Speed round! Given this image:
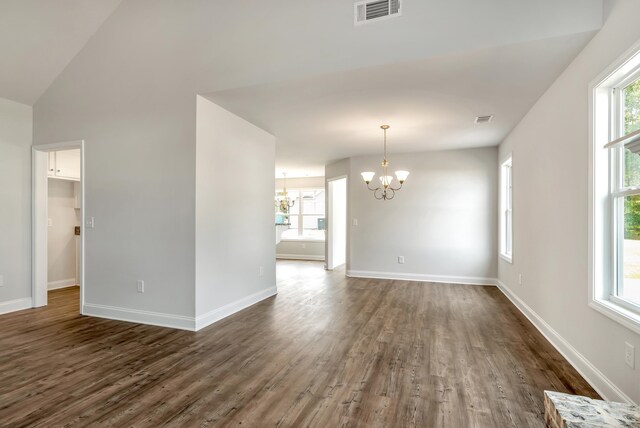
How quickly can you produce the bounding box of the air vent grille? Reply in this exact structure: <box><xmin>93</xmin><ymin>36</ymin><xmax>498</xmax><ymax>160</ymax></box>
<box><xmin>475</xmin><ymin>115</ymin><xmax>494</xmax><ymax>124</ymax></box>
<box><xmin>355</xmin><ymin>0</ymin><xmax>401</xmax><ymax>25</ymax></box>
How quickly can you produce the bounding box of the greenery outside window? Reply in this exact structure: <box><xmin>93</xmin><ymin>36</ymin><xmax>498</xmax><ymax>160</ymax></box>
<box><xmin>591</xmin><ymin>44</ymin><xmax>640</xmax><ymax>335</ymax></box>
<box><xmin>611</xmin><ymin>75</ymin><xmax>640</xmax><ymax>310</ymax></box>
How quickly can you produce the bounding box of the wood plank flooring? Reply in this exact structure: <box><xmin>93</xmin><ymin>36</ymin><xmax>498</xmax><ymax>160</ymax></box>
<box><xmin>0</xmin><ymin>261</ymin><xmax>597</xmax><ymax>427</ymax></box>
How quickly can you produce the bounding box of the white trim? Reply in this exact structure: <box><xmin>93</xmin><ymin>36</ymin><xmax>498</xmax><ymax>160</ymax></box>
<box><xmin>0</xmin><ymin>298</ymin><xmax>33</xmax><ymax>315</ymax></box>
<box><xmin>83</xmin><ymin>286</ymin><xmax>278</xmax><ymax>332</ymax></box>
<box><xmin>32</xmin><ymin>140</ymin><xmax>85</xmax><ymax>314</ymax></box>
<box><xmin>589</xmin><ymin>39</ymin><xmax>640</xmax><ymax>331</ymax></box>
<box><xmin>195</xmin><ymin>286</ymin><xmax>277</xmax><ymax>331</ymax></box>
<box><xmin>347</xmin><ymin>270</ymin><xmax>497</xmax><ymax>286</ymax></box>
<box><xmin>496</xmin><ymin>280</ymin><xmax>635</xmax><ymax>405</ymax></box>
<box><xmin>499</xmin><ymin>254</ymin><xmax>513</xmax><ymax>264</ymax></box>
<box><xmin>589</xmin><ymin>299</ymin><xmax>640</xmax><ymax>336</ymax></box>
<box><xmin>47</xmin><ymin>278</ymin><xmax>78</xmax><ymax>290</ymax></box>
<box><xmin>277</xmin><ymin>254</ymin><xmax>325</xmax><ymax>261</ymax></box>
<box><xmin>83</xmin><ymin>303</ymin><xmax>196</xmax><ymax>331</ymax></box>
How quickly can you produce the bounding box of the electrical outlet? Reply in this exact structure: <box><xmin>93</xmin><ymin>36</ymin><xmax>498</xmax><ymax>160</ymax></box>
<box><xmin>352</xmin><ymin>218</ymin><xmax>358</xmax><ymax>226</ymax></box>
<box><xmin>625</xmin><ymin>342</ymin><xmax>635</xmax><ymax>369</ymax></box>
<box><xmin>518</xmin><ymin>274</ymin><xmax>523</xmax><ymax>286</ymax></box>
<box><xmin>259</xmin><ymin>266</ymin><xmax>264</xmax><ymax>276</ymax></box>
<box><xmin>137</xmin><ymin>280</ymin><xmax>144</xmax><ymax>293</ymax></box>
<box><xmin>0</xmin><ymin>275</ymin><xmax>4</xmax><ymax>287</ymax></box>
<box><xmin>48</xmin><ymin>218</ymin><xmax>53</xmax><ymax>227</ymax></box>
<box><xmin>398</xmin><ymin>256</ymin><xmax>405</xmax><ymax>264</ymax></box>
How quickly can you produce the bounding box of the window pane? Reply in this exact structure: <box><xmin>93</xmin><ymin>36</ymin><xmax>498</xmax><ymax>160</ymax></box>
<box><xmin>289</xmin><ymin>215</ymin><xmax>299</xmax><ymax>231</ymax></box>
<box><xmin>622</xmin><ymin>195</ymin><xmax>640</xmax><ymax>306</ymax></box>
<box><xmin>624</xmin><ymin>78</ymin><xmax>640</xmax><ymax>135</ymax></box>
<box><xmin>302</xmin><ymin>215</ymin><xmax>324</xmax><ymax>231</ymax></box>
<box><xmin>301</xmin><ymin>190</ymin><xmax>325</xmax><ymax>215</ymax></box>
<box><xmin>624</xmin><ymin>148</ymin><xmax>640</xmax><ymax>187</ymax></box>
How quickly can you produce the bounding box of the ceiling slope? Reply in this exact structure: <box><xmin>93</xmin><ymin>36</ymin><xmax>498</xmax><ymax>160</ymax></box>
<box><xmin>0</xmin><ymin>0</ymin><xmax>122</xmax><ymax>105</ymax></box>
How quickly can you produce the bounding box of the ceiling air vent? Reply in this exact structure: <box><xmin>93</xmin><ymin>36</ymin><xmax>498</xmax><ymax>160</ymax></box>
<box><xmin>355</xmin><ymin>0</ymin><xmax>401</xmax><ymax>25</ymax></box>
<box><xmin>475</xmin><ymin>115</ymin><xmax>494</xmax><ymax>124</ymax></box>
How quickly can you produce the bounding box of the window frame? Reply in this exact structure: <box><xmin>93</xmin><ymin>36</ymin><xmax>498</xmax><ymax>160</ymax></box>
<box><xmin>276</xmin><ymin>187</ymin><xmax>326</xmax><ymax>241</ymax></box>
<box><xmin>499</xmin><ymin>155</ymin><xmax>513</xmax><ymax>263</ymax></box>
<box><xmin>589</xmin><ymin>40</ymin><xmax>640</xmax><ymax>335</ymax></box>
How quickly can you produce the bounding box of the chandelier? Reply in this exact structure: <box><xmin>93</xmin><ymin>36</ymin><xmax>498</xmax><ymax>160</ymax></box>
<box><xmin>275</xmin><ymin>172</ymin><xmax>295</xmax><ymax>213</ymax></box>
<box><xmin>360</xmin><ymin>125</ymin><xmax>409</xmax><ymax>200</ymax></box>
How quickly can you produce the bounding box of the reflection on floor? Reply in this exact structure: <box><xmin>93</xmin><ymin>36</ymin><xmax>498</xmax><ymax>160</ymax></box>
<box><xmin>0</xmin><ymin>260</ymin><xmax>596</xmax><ymax>427</ymax></box>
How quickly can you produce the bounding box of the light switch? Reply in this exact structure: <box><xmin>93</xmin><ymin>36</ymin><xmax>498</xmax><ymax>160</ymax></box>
<box><xmin>48</xmin><ymin>218</ymin><xmax>53</xmax><ymax>227</ymax></box>
<box><xmin>86</xmin><ymin>217</ymin><xmax>95</xmax><ymax>229</ymax></box>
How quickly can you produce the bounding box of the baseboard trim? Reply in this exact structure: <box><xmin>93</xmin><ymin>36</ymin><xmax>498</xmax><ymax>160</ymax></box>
<box><xmin>277</xmin><ymin>254</ymin><xmax>325</xmax><ymax>261</ymax></box>
<box><xmin>347</xmin><ymin>270</ymin><xmax>498</xmax><ymax>286</ymax></box>
<box><xmin>48</xmin><ymin>278</ymin><xmax>78</xmax><ymax>290</ymax></box>
<box><xmin>82</xmin><ymin>303</ymin><xmax>195</xmax><ymax>331</ymax></box>
<box><xmin>0</xmin><ymin>297</ymin><xmax>33</xmax><ymax>315</ymax></box>
<box><xmin>195</xmin><ymin>286</ymin><xmax>277</xmax><ymax>331</ymax></box>
<box><xmin>496</xmin><ymin>280</ymin><xmax>635</xmax><ymax>405</ymax></box>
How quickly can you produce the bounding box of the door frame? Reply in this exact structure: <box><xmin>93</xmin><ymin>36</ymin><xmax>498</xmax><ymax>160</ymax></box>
<box><xmin>32</xmin><ymin>140</ymin><xmax>85</xmax><ymax>312</ymax></box>
<box><xmin>326</xmin><ymin>175</ymin><xmax>348</xmax><ymax>271</ymax></box>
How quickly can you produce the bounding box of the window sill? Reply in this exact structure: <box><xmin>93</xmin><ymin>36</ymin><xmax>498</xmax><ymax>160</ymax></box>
<box><xmin>589</xmin><ymin>297</ymin><xmax>640</xmax><ymax>335</ymax></box>
<box><xmin>279</xmin><ymin>238</ymin><xmax>325</xmax><ymax>243</ymax></box>
<box><xmin>499</xmin><ymin>253</ymin><xmax>513</xmax><ymax>264</ymax></box>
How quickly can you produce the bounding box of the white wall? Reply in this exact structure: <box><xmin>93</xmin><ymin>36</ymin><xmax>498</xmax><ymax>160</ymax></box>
<box><xmin>328</xmin><ymin>177</ymin><xmax>347</xmax><ymax>269</ymax></box>
<box><xmin>195</xmin><ymin>97</ymin><xmax>276</xmax><ymax>327</ymax></box>
<box><xmin>276</xmin><ymin>241</ymin><xmax>325</xmax><ymax>261</ymax></box>
<box><xmin>33</xmin><ymin>2</ymin><xmax>198</xmax><ymax>321</ymax></box>
<box><xmin>0</xmin><ymin>97</ymin><xmax>32</xmax><ymax>314</ymax></box>
<box><xmin>348</xmin><ymin>147</ymin><xmax>498</xmax><ymax>283</ymax></box>
<box><xmin>325</xmin><ymin>159</ymin><xmax>351</xmax><ymax>270</ymax></box>
<box><xmin>498</xmin><ymin>0</ymin><xmax>640</xmax><ymax>403</ymax></box>
<box><xmin>47</xmin><ymin>179</ymin><xmax>79</xmax><ymax>287</ymax></box>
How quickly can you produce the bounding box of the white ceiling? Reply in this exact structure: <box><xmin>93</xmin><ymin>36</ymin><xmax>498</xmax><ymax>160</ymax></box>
<box><xmin>0</xmin><ymin>0</ymin><xmax>122</xmax><ymax>105</ymax></box>
<box><xmin>205</xmin><ymin>31</ymin><xmax>596</xmax><ymax>177</ymax></box>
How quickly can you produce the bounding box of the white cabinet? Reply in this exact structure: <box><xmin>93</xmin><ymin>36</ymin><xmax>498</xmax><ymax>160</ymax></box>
<box><xmin>48</xmin><ymin>149</ymin><xmax>80</xmax><ymax>181</ymax></box>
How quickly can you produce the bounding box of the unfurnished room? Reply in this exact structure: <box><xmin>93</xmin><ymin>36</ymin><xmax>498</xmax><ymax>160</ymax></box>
<box><xmin>1</xmin><ymin>1</ymin><xmax>639</xmax><ymax>427</ymax></box>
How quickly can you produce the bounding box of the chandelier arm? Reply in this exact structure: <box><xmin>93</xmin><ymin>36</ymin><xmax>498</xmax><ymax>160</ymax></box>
<box><xmin>389</xmin><ymin>182</ymin><xmax>403</xmax><ymax>191</ymax></box>
<box><xmin>373</xmin><ymin>187</ymin><xmax>384</xmax><ymax>200</ymax></box>
<box><xmin>366</xmin><ymin>182</ymin><xmax>381</xmax><ymax>192</ymax></box>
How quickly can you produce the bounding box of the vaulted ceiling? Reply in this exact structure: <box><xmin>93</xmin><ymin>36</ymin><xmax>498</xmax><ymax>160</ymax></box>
<box><xmin>0</xmin><ymin>0</ymin><xmax>608</xmax><ymax>176</ymax></box>
<box><xmin>0</xmin><ymin>0</ymin><xmax>122</xmax><ymax>105</ymax></box>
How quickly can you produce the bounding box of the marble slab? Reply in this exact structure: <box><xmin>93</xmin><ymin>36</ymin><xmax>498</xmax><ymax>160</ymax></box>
<box><xmin>544</xmin><ymin>391</ymin><xmax>640</xmax><ymax>428</ymax></box>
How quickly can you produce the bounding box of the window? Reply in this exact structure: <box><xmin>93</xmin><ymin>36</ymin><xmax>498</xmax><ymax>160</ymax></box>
<box><xmin>500</xmin><ymin>156</ymin><xmax>513</xmax><ymax>262</ymax></box>
<box><xmin>610</xmin><ymin>74</ymin><xmax>640</xmax><ymax>310</ymax></box>
<box><xmin>591</xmin><ymin>42</ymin><xmax>640</xmax><ymax>333</ymax></box>
<box><xmin>275</xmin><ymin>188</ymin><xmax>325</xmax><ymax>240</ymax></box>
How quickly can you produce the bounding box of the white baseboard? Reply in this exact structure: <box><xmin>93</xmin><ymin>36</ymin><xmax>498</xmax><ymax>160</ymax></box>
<box><xmin>347</xmin><ymin>270</ymin><xmax>497</xmax><ymax>286</ymax></box>
<box><xmin>83</xmin><ymin>286</ymin><xmax>278</xmax><ymax>332</ymax></box>
<box><xmin>0</xmin><ymin>297</ymin><xmax>33</xmax><ymax>315</ymax></box>
<box><xmin>48</xmin><ymin>278</ymin><xmax>78</xmax><ymax>290</ymax></box>
<box><xmin>195</xmin><ymin>286</ymin><xmax>277</xmax><ymax>331</ymax></box>
<box><xmin>277</xmin><ymin>254</ymin><xmax>325</xmax><ymax>261</ymax></box>
<box><xmin>82</xmin><ymin>303</ymin><xmax>195</xmax><ymax>331</ymax></box>
<box><xmin>496</xmin><ymin>280</ymin><xmax>635</xmax><ymax>405</ymax></box>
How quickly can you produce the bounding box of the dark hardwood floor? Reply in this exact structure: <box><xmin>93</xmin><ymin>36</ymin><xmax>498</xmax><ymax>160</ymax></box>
<box><xmin>0</xmin><ymin>261</ymin><xmax>597</xmax><ymax>427</ymax></box>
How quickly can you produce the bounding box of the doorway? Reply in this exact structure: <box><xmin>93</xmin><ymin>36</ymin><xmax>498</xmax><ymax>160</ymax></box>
<box><xmin>32</xmin><ymin>141</ymin><xmax>84</xmax><ymax>312</ymax></box>
<box><xmin>326</xmin><ymin>177</ymin><xmax>347</xmax><ymax>270</ymax></box>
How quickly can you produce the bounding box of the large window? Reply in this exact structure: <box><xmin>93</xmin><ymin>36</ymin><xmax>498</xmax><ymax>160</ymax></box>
<box><xmin>591</xmin><ymin>44</ymin><xmax>640</xmax><ymax>332</ymax></box>
<box><xmin>500</xmin><ymin>156</ymin><xmax>513</xmax><ymax>262</ymax></box>
<box><xmin>276</xmin><ymin>188</ymin><xmax>326</xmax><ymax>240</ymax></box>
